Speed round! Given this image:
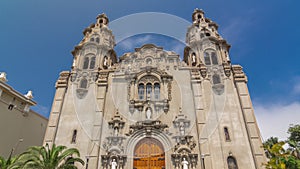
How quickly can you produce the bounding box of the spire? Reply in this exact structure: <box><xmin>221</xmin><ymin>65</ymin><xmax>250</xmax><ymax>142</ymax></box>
<box><xmin>184</xmin><ymin>9</ymin><xmax>231</xmax><ymax>68</ymax></box>
<box><xmin>70</xmin><ymin>13</ymin><xmax>117</xmax><ymax>72</ymax></box>
<box><xmin>96</xmin><ymin>13</ymin><xmax>109</xmax><ymax>28</ymax></box>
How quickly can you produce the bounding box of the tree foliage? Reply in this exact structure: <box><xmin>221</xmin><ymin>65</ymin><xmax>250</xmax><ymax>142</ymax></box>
<box><xmin>264</xmin><ymin>124</ymin><xmax>300</xmax><ymax>169</ymax></box>
<box><xmin>288</xmin><ymin>124</ymin><xmax>300</xmax><ymax>143</ymax></box>
<box><xmin>0</xmin><ymin>144</ymin><xmax>84</xmax><ymax>169</ymax></box>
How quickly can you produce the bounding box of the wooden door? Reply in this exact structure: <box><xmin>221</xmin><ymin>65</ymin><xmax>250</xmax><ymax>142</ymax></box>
<box><xmin>133</xmin><ymin>138</ymin><xmax>165</xmax><ymax>169</ymax></box>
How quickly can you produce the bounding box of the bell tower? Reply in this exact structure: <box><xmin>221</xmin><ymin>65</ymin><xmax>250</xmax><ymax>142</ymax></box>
<box><xmin>184</xmin><ymin>9</ymin><xmax>231</xmax><ymax>77</ymax></box>
<box><xmin>71</xmin><ymin>13</ymin><xmax>117</xmax><ymax>72</ymax></box>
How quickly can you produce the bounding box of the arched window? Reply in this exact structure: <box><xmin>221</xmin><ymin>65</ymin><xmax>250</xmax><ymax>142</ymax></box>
<box><xmin>90</xmin><ymin>38</ymin><xmax>94</xmax><ymax>42</ymax></box>
<box><xmin>204</xmin><ymin>52</ymin><xmax>211</xmax><ymax>65</ymax></box>
<box><xmin>138</xmin><ymin>84</ymin><xmax>145</xmax><ymax>100</ymax></box>
<box><xmin>83</xmin><ymin>57</ymin><xmax>89</xmax><ymax>69</ymax></box>
<box><xmin>71</xmin><ymin>130</ymin><xmax>77</xmax><ymax>144</ymax></box>
<box><xmin>213</xmin><ymin>74</ymin><xmax>221</xmax><ymax>84</ymax></box>
<box><xmin>154</xmin><ymin>83</ymin><xmax>160</xmax><ymax>100</ymax></box>
<box><xmin>227</xmin><ymin>156</ymin><xmax>238</xmax><ymax>169</ymax></box>
<box><xmin>224</xmin><ymin>127</ymin><xmax>230</xmax><ymax>141</ymax></box>
<box><xmin>96</xmin><ymin>37</ymin><xmax>100</xmax><ymax>43</ymax></box>
<box><xmin>80</xmin><ymin>79</ymin><xmax>88</xmax><ymax>89</ymax></box>
<box><xmin>146</xmin><ymin>83</ymin><xmax>152</xmax><ymax>99</ymax></box>
<box><xmin>90</xmin><ymin>57</ymin><xmax>96</xmax><ymax>69</ymax></box>
<box><xmin>191</xmin><ymin>52</ymin><xmax>196</xmax><ymax>66</ymax></box>
<box><xmin>204</xmin><ymin>50</ymin><xmax>219</xmax><ymax>66</ymax></box>
<box><xmin>211</xmin><ymin>52</ymin><xmax>218</xmax><ymax>65</ymax></box>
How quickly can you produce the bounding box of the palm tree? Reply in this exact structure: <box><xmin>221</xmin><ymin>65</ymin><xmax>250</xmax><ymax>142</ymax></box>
<box><xmin>18</xmin><ymin>143</ymin><xmax>84</xmax><ymax>169</ymax></box>
<box><xmin>0</xmin><ymin>155</ymin><xmax>20</xmax><ymax>169</ymax></box>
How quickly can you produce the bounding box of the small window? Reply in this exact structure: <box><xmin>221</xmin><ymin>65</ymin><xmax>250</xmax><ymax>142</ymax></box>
<box><xmin>154</xmin><ymin>83</ymin><xmax>160</xmax><ymax>100</ymax></box>
<box><xmin>204</xmin><ymin>52</ymin><xmax>211</xmax><ymax>65</ymax></box>
<box><xmin>204</xmin><ymin>50</ymin><xmax>219</xmax><ymax>66</ymax></box>
<box><xmin>90</xmin><ymin>38</ymin><xmax>94</xmax><ymax>42</ymax></box>
<box><xmin>83</xmin><ymin>57</ymin><xmax>89</xmax><ymax>69</ymax></box>
<box><xmin>138</xmin><ymin>84</ymin><xmax>145</xmax><ymax>100</ymax></box>
<box><xmin>90</xmin><ymin>57</ymin><xmax>96</xmax><ymax>69</ymax></box>
<box><xmin>96</xmin><ymin>37</ymin><xmax>100</xmax><ymax>43</ymax></box>
<box><xmin>80</xmin><ymin>79</ymin><xmax>88</xmax><ymax>89</ymax></box>
<box><xmin>71</xmin><ymin>130</ymin><xmax>77</xmax><ymax>144</ymax></box>
<box><xmin>213</xmin><ymin>74</ymin><xmax>221</xmax><ymax>84</ymax></box>
<box><xmin>227</xmin><ymin>156</ymin><xmax>238</xmax><ymax>169</ymax></box>
<box><xmin>205</xmin><ymin>33</ymin><xmax>211</xmax><ymax>36</ymax></box>
<box><xmin>146</xmin><ymin>83</ymin><xmax>152</xmax><ymax>98</ymax></box>
<box><xmin>8</xmin><ymin>104</ymin><xmax>14</xmax><ymax>110</ymax></box>
<box><xmin>197</xmin><ymin>14</ymin><xmax>202</xmax><ymax>19</ymax></box>
<box><xmin>211</xmin><ymin>52</ymin><xmax>218</xmax><ymax>65</ymax></box>
<box><xmin>224</xmin><ymin>127</ymin><xmax>230</xmax><ymax>141</ymax></box>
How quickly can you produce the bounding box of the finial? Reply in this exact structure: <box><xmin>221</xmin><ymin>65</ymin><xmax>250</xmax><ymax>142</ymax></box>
<box><xmin>0</xmin><ymin>72</ymin><xmax>7</xmax><ymax>82</ymax></box>
<box><xmin>25</xmin><ymin>90</ymin><xmax>33</xmax><ymax>99</ymax></box>
<box><xmin>97</xmin><ymin>13</ymin><xmax>109</xmax><ymax>27</ymax></box>
<box><xmin>179</xmin><ymin>107</ymin><xmax>183</xmax><ymax>114</ymax></box>
<box><xmin>192</xmin><ymin>8</ymin><xmax>205</xmax><ymax>22</ymax></box>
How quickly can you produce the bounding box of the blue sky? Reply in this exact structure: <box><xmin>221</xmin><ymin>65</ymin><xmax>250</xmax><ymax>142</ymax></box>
<box><xmin>1</xmin><ymin>0</ymin><xmax>299</xmax><ymax>140</ymax></box>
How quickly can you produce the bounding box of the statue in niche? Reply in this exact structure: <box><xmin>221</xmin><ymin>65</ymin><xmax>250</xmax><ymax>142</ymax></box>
<box><xmin>111</xmin><ymin>159</ymin><xmax>117</xmax><ymax>169</ymax></box>
<box><xmin>182</xmin><ymin>157</ymin><xmax>189</xmax><ymax>169</ymax></box>
<box><xmin>191</xmin><ymin>53</ymin><xmax>196</xmax><ymax>64</ymax></box>
<box><xmin>179</xmin><ymin>123</ymin><xmax>185</xmax><ymax>136</ymax></box>
<box><xmin>146</xmin><ymin>108</ymin><xmax>152</xmax><ymax>120</ymax></box>
<box><xmin>72</xmin><ymin>56</ymin><xmax>77</xmax><ymax>67</ymax></box>
<box><xmin>114</xmin><ymin>127</ymin><xmax>119</xmax><ymax>136</ymax></box>
<box><xmin>103</xmin><ymin>56</ymin><xmax>108</xmax><ymax>67</ymax></box>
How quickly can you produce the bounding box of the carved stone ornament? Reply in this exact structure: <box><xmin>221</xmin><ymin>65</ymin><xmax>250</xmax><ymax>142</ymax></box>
<box><xmin>55</xmin><ymin>71</ymin><xmax>70</xmax><ymax>88</ymax></box>
<box><xmin>97</xmin><ymin>71</ymin><xmax>109</xmax><ymax>85</ymax></box>
<box><xmin>102</xmin><ymin>111</ymin><xmax>127</xmax><ymax>169</ymax></box>
<box><xmin>212</xmin><ymin>84</ymin><xmax>224</xmax><ymax>95</ymax></box>
<box><xmin>232</xmin><ymin>65</ymin><xmax>247</xmax><ymax>82</ymax></box>
<box><xmin>199</xmin><ymin>64</ymin><xmax>207</xmax><ymax>78</ymax></box>
<box><xmin>171</xmin><ymin>109</ymin><xmax>198</xmax><ymax>169</ymax></box>
<box><xmin>223</xmin><ymin>63</ymin><xmax>231</xmax><ymax>77</ymax></box>
<box><xmin>126</xmin><ymin>120</ymin><xmax>168</xmax><ymax>136</ymax></box>
<box><xmin>101</xmin><ymin>154</ymin><xmax>127</xmax><ymax>169</ymax></box>
<box><xmin>70</xmin><ymin>71</ymin><xmax>77</xmax><ymax>82</ymax></box>
<box><xmin>76</xmin><ymin>88</ymin><xmax>88</xmax><ymax>99</ymax></box>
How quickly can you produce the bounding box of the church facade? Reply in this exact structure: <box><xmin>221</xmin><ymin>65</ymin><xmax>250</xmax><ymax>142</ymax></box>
<box><xmin>43</xmin><ymin>9</ymin><xmax>266</xmax><ymax>169</ymax></box>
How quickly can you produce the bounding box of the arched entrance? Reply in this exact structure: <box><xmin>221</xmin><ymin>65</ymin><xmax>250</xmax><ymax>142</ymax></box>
<box><xmin>133</xmin><ymin>137</ymin><xmax>165</xmax><ymax>169</ymax></box>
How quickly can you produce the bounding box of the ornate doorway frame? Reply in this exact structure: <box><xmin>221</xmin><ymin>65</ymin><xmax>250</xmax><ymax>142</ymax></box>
<box><xmin>125</xmin><ymin>124</ymin><xmax>172</xmax><ymax>169</ymax></box>
<box><xmin>133</xmin><ymin>137</ymin><xmax>165</xmax><ymax>169</ymax></box>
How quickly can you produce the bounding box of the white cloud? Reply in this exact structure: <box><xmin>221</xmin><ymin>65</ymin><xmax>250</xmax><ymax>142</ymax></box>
<box><xmin>254</xmin><ymin>102</ymin><xmax>300</xmax><ymax>141</ymax></box>
<box><xmin>117</xmin><ymin>35</ymin><xmax>153</xmax><ymax>50</ymax></box>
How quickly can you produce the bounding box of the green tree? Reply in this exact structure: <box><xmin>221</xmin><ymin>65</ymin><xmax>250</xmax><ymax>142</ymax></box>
<box><xmin>0</xmin><ymin>155</ymin><xmax>20</xmax><ymax>169</ymax></box>
<box><xmin>264</xmin><ymin>137</ymin><xmax>279</xmax><ymax>158</ymax></box>
<box><xmin>264</xmin><ymin>124</ymin><xmax>300</xmax><ymax>169</ymax></box>
<box><xmin>18</xmin><ymin>143</ymin><xmax>84</xmax><ymax>169</ymax></box>
<box><xmin>288</xmin><ymin>124</ymin><xmax>300</xmax><ymax>143</ymax></box>
<box><xmin>265</xmin><ymin>141</ymin><xmax>288</xmax><ymax>169</ymax></box>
